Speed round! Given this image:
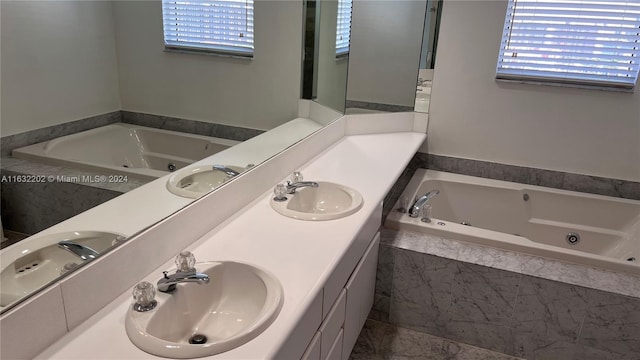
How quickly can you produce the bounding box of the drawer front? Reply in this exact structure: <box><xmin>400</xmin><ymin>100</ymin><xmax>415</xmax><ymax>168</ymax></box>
<box><xmin>325</xmin><ymin>328</ymin><xmax>344</xmax><ymax>360</ymax></box>
<box><xmin>342</xmin><ymin>232</ymin><xmax>380</xmax><ymax>359</ymax></box>
<box><xmin>301</xmin><ymin>331</ymin><xmax>321</xmax><ymax>360</ymax></box>
<box><xmin>323</xmin><ymin>205</ymin><xmax>381</xmax><ymax>318</ymax></box>
<box><xmin>275</xmin><ymin>289</ymin><xmax>323</xmax><ymax>359</ymax></box>
<box><xmin>320</xmin><ymin>289</ymin><xmax>346</xmax><ymax>359</ymax></box>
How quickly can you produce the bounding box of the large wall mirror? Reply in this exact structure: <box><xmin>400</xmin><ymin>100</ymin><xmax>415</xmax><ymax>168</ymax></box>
<box><xmin>301</xmin><ymin>0</ymin><xmax>350</xmax><ymax>113</ymax></box>
<box><xmin>345</xmin><ymin>0</ymin><xmax>442</xmax><ymax>114</ymax></box>
<box><xmin>0</xmin><ymin>0</ymin><xmax>348</xmax><ymax>313</ymax></box>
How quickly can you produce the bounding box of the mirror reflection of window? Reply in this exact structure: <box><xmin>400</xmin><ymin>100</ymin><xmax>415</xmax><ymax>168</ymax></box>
<box><xmin>336</xmin><ymin>0</ymin><xmax>353</xmax><ymax>58</ymax></box>
<box><xmin>301</xmin><ymin>0</ymin><xmax>351</xmax><ymax>113</ymax></box>
<box><xmin>415</xmin><ymin>0</ymin><xmax>442</xmax><ymax>113</ymax></box>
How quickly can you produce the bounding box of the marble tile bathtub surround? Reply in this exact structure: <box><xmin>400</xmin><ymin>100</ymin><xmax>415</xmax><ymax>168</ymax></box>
<box><xmin>418</xmin><ymin>153</ymin><xmax>640</xmax><ymax>200</ymax></box>
<box><xmin>376</xmin><ymin>229</ymin><xmax>640</xmax><ymax>360</ymax></box>
<box><xmin>121</xmin><ymin>111</ymin><xmax>265</xmax><ymax>142</ymax></box>
<box><xmin>1</xmin><ymin>164</ymin><xmax>125</xmax><ymax>235</ymax></box>
<box><xmin>0</xmin><ymin>111</ymin><xmax>122</xmax><ymax>157</ymax></box>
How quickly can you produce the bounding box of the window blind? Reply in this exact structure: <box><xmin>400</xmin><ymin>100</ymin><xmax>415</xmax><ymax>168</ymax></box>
<box><xmin>496</xmin><ymin>0</ymin><xmax>640</xmax><ymax>90</ymax></box>
<box><xmin>336</xmin><ymin>0</ymin><xmax>353</xmax><ymax>57</ymax></box>
<box><xmin>162</xmin><ymin>0</ymin><xmax>254</xmax><ymax>57</ymax></box>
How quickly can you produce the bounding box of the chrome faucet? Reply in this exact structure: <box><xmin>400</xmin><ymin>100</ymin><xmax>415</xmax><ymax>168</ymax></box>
<box><xmin>157</xmin><ymin>270</ymin><xmax>210</xmax><ymax>293</ymax></box>
<box><xmin>286</xmin><ymin>181</ymin><xmax>319</xmax><ymax>194</ymax></box>
<box><xmin>58</xmin><ymin>241</ymin><xmax>98</xmax><ymax>261</ymax></box>
<box><xmin>212</xmin><ymin>165</ymin><xmax>240</xmax><ymax>177</ymax></box>
<box><xmin>285</xmin><ymin>171</ymin><xmax>318</xmax><ymax>194</ymax></box>
<box><xmin>409</xmin><ymin>189</ymin><xmax>440</xmax><ymax>218</ymax></box>
<box><xmin>157</xmin><ymin>251</ymin><xmax>210</xmax><ymax>293</ymax></box>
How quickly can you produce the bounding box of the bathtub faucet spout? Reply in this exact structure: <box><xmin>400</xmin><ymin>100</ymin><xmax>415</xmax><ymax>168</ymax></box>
<box><xmin>409</xmin><ymin>190</ymin><xmax>440</xmax><ymax>218</ymax></box>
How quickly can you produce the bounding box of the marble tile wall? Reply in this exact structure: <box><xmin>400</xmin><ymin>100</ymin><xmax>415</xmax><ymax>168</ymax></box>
<box><xmin>121</xmin><ymin>111</ymin><xmax>264</xmax><ymax>142</ymax></box>
<box><xmin>374</xmin><ymin>241</ymin><xmax>640</xmax><ymax>360</ymax></box>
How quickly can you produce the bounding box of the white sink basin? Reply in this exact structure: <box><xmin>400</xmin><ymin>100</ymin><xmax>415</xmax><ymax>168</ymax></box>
<box><xmin>0</xmin><ymin>231</ymin><xmax>125</xmax><ymax>309</ymax></box>
<box><xmin>125</xmin><ymin>261</ymin><xmax>283</xmax><ymax>358</ymax></box>
<box><xmin>166</xmin><ymin>165</ymin><xmax>245</xmax><ymax>199</ymax></box>
<box><xmin>270</xmin><ymin>181</ymin><xmax>363</xmax><ymax>221</ymax></box>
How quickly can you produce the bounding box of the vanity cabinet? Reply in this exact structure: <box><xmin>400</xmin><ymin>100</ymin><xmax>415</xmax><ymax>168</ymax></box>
<box><xmin>299</xmin><ymin>228</ymin><xmax>380</xmax><ymax>360</ymax></box>
<box><xmin>342</xmin><ymin>232</ymin><xmax>380</xmax><ymax>359</ymax></box>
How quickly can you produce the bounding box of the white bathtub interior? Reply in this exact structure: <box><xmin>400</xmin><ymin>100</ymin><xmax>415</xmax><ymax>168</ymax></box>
<box><xmin>387</xmin><ymin>169</ymin><xmax>640</xmax><ymax>274</ymax></box>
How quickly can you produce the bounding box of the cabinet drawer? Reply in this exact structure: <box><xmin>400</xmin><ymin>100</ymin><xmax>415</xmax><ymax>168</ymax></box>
<box><xmin>323</xmin><ymin>205</ymin><xmax>381</xmax><ymax>318</ymax></box>
<box><xmin>320</xmin><ymin>289</ymin><xmax>346</xmax><ymax>359</ymax></box>
<box><xmin>325</xmin><ymin>328</ymin><xmax>343</xmax><ymax>360</ymax></box>
<box><xmin>301</xmin><ymin>331</ymin><xmax>321</xmax><ymax>360</ymax></box>
<box><xmin>342</xmin><ymin>232</ymin><xmax>380</xmax><ymax>359</ymax></box>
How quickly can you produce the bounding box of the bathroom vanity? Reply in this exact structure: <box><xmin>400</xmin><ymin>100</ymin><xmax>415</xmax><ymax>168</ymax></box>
<box><xmin>2</xmin><ymin>112</ymin><xmax>427</xmax><ymax>359</ymax></box>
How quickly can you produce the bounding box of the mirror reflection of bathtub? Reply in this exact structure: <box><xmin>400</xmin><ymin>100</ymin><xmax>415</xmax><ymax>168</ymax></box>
<box><xmin>0</xmin><ymin>0</ymin><xmax>348</xmax><ymax>314</ymax></box>
<box><xmin>0</xmin><ymin>106</ymin><xmax>338</xmax><ymax>313</ymax></box>
<box><xmin>12</xmin><ymin>124</ymin><xmax>240</xmax><ymax>181</ymax></box>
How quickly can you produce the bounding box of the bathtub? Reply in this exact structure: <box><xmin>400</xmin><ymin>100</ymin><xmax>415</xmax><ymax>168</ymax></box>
<box><xmin>12</xmin><ymin>124</ymin><xmax>240</xmax><ymax>180</ymax></box>
<box><xmin>385</xmin><ymin>169</ymin><xmax>640</xmax><ymax>275</ymax></box>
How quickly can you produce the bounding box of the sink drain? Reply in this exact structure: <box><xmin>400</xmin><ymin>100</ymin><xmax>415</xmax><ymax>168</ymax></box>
<box><xmin>189</xmin><ymin>334</ymin><xmax>208</xmax><ymax>345</ymax></box>
<box><xmin>627</xmin><ymin>257</ymin><xmax>637</xmax><ymax>262</ymax></box>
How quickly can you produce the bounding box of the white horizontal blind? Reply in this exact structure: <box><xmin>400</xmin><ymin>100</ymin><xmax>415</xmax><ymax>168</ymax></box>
<box><xmin>336</xmin><ymin>0</ymin><xmax>353</xmax><ymax>56</ymax></box>
<box><xmin>162</xmin><ymin>0</ymin><xmax>254</xmax><ymax>57</ymax></box>
<box><xmin>496</xmin><ymin>0</ymin><xmax>640</xmax><ymax>90</ymax></box>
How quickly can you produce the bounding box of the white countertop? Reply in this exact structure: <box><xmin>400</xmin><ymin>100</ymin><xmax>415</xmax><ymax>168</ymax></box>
<box><xmin>36</xmin><ymin>131</ymin><xmax>426</xmax><ymax>359</ymax></box>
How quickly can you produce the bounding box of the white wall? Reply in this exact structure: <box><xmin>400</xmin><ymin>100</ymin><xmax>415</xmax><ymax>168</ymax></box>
<box><xmin>428</xmin><ymin>0</ymin><xmax>640</xmax><ymax>182</ymax></box>
<box><xmin>316</xmin><ymin>0</ymin><xmax>348</xmax><ymax>112</ymax></box>
<box><xmin>346</xmin><ymin>0</ymin><xmax>426</xmax><ymax>107</ymax></box>
<box><xmin>1</xmin><ymin>1</ymin><xmax>121</xmax><ymax>136</ymax></box>
<box><xmin>112</xmin><ymin>0</ymin><xmax>303</xmax><ymax>131</ymax></box>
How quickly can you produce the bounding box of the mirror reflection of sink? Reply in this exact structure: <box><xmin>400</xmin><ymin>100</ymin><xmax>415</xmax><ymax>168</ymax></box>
<box><xmin>0</xmin><ymin>231</ymin><xmax>125</xmax><ymax>309</ymax></box>
<box><xmin>166</xmin><ymin>165</ymin><xmax>246</xmax><ymax>199</ymax></box>
<box><xmin>270</xmin><ymin>181</ymin><xmax>364</xmax><ymax>221</ymax></box>
<box><xmin>125</xmin><ymin>261</ymin><xmax>283</xmax><ymax>359</ymax></box>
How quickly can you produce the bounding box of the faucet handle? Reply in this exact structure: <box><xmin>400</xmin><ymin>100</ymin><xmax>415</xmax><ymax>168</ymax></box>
<box><xmin>175</xmin><ymin>251</ymin><xmax>196</xmax><ymax>272</ymax></box>
<box><xmin>290</xmin><ymin>171</ymin><xmax>303</xmax><ymax>183</ymax></box>
<box><xmin>132</xmin><ymin>281</ymin><xmax>157</xmax><ymax>312</ymax></box>
<box><xmin>273</xmin><ymin>184</ymin><xmax>288</xmax><ymax>202</ymax></box>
